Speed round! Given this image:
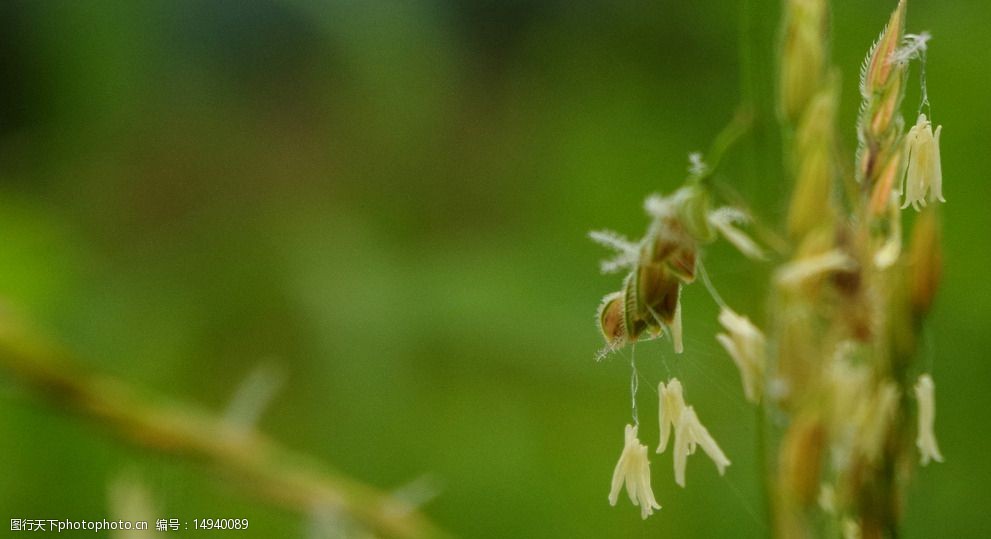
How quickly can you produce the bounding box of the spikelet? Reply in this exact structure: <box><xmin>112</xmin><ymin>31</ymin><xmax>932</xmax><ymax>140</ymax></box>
<box><xmin>779</xmin><ymin>0</ymin><xmax>828</xmax><ymax>123</ymax></box>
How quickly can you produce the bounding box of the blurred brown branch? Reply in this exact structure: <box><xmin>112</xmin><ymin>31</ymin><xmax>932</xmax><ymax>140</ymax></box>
<box><xmin>0</xmin><ymin>314</ymin><xmax>447</xmax><ymax>539</ymax></box>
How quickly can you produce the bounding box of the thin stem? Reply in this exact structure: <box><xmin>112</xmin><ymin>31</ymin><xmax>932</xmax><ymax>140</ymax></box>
<box><xmin>739</xmin><ymin>0</ymin><xmax>776</xmax><ymax>533</ymax></box>
<box><xmin>697</xmin><ymin>259</ymin><xmax>728</xmax><ymax>310</ymax></box>
<box><xmin>755</xmin><ymin>401</ymin><xmax>774</xmax><ymax>533</ymax></box>
<box><xmin>739</xmin><ymin>0</ymin><xmax>756</xmax><ymax>113</ymax></box>
<box><xmin>738</xmin><ymin>0</ymin><xmax>784</xmax><ymax>207</ymax></box>
<box><xmin>630</xmin><ymin>344</ymin><xmax>640</xmax><ymax>426</ymax></box>
<box><xmin>702</xmin><ymin>106</ymin><xmax>755</xmax><ymax>184</ymax></box>
<box><xmin>0</xmin><ymin>318</ymin><xmax>447</xmax><ymax>539</ymax></box>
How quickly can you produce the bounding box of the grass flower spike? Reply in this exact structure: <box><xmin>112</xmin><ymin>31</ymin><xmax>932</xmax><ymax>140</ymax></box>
<box><xmin>609</xmin><ymin>424</ymin><xmax>662</xmax><ymax>519</ymax></box>
<box><xmin>591</xmin><ymin>1</ymin><xmax>947</xmax><ymax>533</ymax></box>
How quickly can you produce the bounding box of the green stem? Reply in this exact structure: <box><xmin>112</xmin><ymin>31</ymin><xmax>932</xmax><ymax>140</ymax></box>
<box><xmin>692</xmin><ymin>106</ymin><xmax>754</xmax><ymax>189</ymax></box>
<box><xmin>739</xmin><ymin>0</ymin><xmax>757</xmax><ymax>109</ymax></box>
<box><xmin>738</xmin><ymin>0</ymin><xmax>784</xmax><ymax>207</ymax></box>
<box><xmin>739</xmin><ymin>0</ymin><xmax>777</xmax><ymax>533</ymax></box>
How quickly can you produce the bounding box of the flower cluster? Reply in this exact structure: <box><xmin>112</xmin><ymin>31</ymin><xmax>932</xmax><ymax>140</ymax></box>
<box><xmin>659</xmin><ymin>379</ymin><xmax>731</xmax><ymax>487</ymax></box>
<box><xmin>592</xmin><ymin>182</ymin><xmax>764</xmax><ymax>518</ymax></box>
<box><xmin>607</xmin><ymin>378</ymin><xmax>730</xmax><ymax>518</ymax></box>
<box><xmin>593</xmin><ymin>1</ymin><xmax>949</xmax><ymax>533</ymax></box>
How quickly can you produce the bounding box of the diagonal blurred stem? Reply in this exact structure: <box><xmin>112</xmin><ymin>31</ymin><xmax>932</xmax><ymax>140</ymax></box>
<box><xmin>0</xmin><ymin>316</ymin><xmax>447</xmax><ymax>539</ymax></box>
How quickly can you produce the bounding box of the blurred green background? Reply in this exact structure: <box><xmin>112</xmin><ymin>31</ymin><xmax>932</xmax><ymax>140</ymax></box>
<box><xmin>1</xmin><ymin>0</ymin><xmax>987</xmax><ymax>537</ymax></box>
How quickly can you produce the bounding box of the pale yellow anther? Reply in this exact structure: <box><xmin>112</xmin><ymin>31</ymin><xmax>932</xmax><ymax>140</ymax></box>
<box><xmin>609</xmin><ymin>424</ymin><xmax>661</xmax><ymax>519</ymax></box>
<box><xmin>716</xmin><ymin>307</ymin><xmax>766</xmax><ymax>404</ymax></box>
<box><xmin>901</xmin><ymin>113</ymin><xmax>945</xmax><ymax>211</ymax></box>
<box><xmin>914</xmin><ymin>374</ymin><xmax>945</xmax><ymax>465</ymax></box>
